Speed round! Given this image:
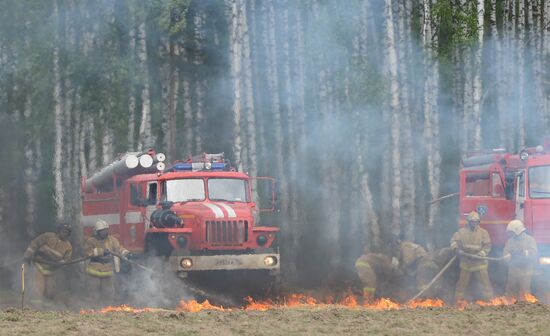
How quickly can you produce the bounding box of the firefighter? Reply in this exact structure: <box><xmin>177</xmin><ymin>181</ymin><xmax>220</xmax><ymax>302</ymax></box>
<box><xmin>355</xmin><ymin>237</ymin><xmax>429</xmax><ymax>300</ymax></box>
<box><xmin>84</xmin><ymin>220</ymin><xmax>131</xmax><ymax>305</ymax></box>
<box><xmin>23</xmin><ymin>222</ymin><xmax>73</xmax><ymax>305</ymax></box>
<box><xmin>354</xmin><ymin>252</ymin><xmax>397</xmax><ymax>299</ymax></box>
<box><xmin>450</xmin><ymin>211</ymin><xmax>494</xmax><ymax>302</ymax></box>
<box><xmin>388</xmin><ymin>235</ymin><xmax>429</xmax><ymax>300</ymax></box>
<box><xmin>389</xmin><ymin>235</ymin><xmax>427</xmax><ymax>276</ymax></box>
<box><xmin>503</xmin><ymin>219</ymin><xmax>537</xmax><ymax>300</ymax></box>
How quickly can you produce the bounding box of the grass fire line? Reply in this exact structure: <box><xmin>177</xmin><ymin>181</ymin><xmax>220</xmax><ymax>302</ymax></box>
<box><xmin>79</xmin><ymin>292</ymin><xmax>540</xmax><ymax>315</ymax></box>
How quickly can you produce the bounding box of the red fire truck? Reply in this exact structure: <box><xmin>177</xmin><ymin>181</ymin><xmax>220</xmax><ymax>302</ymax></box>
<box><xmin>81</xmin><ymin>151</ymin><xmax>280</xmax><ymax>294</ymax></box>
<box><xmin>459</xmin><ymin>139</ymin><xmax>550</xmax><ymax>295</ymax></box>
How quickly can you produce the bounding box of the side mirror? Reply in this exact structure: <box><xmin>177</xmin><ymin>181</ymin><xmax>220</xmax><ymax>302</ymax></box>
<box><xmin>252</xmin><ymin>177</ymin><xmax>277</xmax><ymax>212</ymax></box>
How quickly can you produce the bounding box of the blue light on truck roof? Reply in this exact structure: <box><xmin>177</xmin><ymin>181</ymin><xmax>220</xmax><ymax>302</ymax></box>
<box><xmin>173</xmin><ymin>163</ymin><xmax>193</xmax><ymax>171</ymax></box>
<box><xmin>211</xmin><ymin>163</ymin><xmax>226</xmax><ymax>170</ymax></box>
<box><xmin>171</xmin><ymin>162</ymin><xmax>227</xmax><ymax>171</ymax></box>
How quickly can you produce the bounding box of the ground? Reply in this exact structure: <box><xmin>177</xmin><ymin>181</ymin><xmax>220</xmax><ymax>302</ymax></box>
<box><xmin>1</xmin><ymin>303</ymin><xmax>549</xmax><ymax>336</ymax></box>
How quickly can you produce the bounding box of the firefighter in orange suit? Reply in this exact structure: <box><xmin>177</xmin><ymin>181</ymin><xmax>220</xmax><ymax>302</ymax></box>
<box><xmin>450</xmin><ymin>211</ymin><xmax>494</xmax><ymax>302</ymax></box>
<box><xmin>503</xmin><ymin>219</ymin><xmax>537</xmax><ymax>300</ymax></box>
<box><xmin>84</xmin><ymin>220</ymin><xmax>130</xmax><ymax>305</ymax></box>
<box><xmin>23</xmin><ymin>223</ymin><xmax>73</xmax><ymax>304</ymax></box>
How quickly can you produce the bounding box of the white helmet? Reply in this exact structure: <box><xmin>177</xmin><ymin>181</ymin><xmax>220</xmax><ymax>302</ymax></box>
<box><xmin>506</xmin><ymin>219</ymin><xmax>526</xmax><ymax>236</ymax></box>
<box><xmin>94</xmin><ymin>219</ymin><xmax>109</xmax><ymax>233</ymax></box>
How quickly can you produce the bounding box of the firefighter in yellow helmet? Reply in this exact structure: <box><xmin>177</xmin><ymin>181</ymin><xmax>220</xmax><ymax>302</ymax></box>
<box><xmin>450</xmin><ymin>211</ymin><xmax>494</xmax><ymax>302</ymax></box>
<box><xmin>84</xmin><ymin>220</ymin><xmax>130</xmax><ymax>305</ymax></box>
<box><xmin>23</xmin><ymin>222</ymin><xmax>73</xmax><ymax>305</ymax></box>
<box><xmin>503</xmin><ymin>219</ymin><xmax>537</xmax><ymax>300</ymax></box>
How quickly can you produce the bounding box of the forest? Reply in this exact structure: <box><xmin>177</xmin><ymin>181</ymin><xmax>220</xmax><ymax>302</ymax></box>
<box><xmin>0</xmin><ymin>0</ymin><xmax>548</xmax><ymax>287</ymax></box>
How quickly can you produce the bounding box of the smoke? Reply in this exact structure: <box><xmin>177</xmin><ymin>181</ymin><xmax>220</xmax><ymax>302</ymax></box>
<box><xmin>0</xmin><ymin>0</ymin><xmax>548</xmax><ymax>300</ymax></box>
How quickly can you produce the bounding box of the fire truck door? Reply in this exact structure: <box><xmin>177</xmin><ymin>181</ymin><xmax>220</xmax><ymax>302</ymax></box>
<box><xmin>515</xmin><ymin>171</ymin><xmax>525</xmax><ymax>221</ymax></box>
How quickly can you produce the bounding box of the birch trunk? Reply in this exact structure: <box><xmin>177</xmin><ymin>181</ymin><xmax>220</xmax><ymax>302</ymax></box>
<box><xmin>101</xmin><ymin>109</ymin><xmax>114</xmax><ymax>165</ymax></box>
<box><xmin>545</xmin><ymin>0</ymin><xmax>550</xmax><ymax>122</ymax></box>
<box><xmin>494</xmin><ymin>0</ymin><xmax>507</xmax><ymax>148</ymax></box>
<box><xmin>423</xmin><ymin>0</ymin><xmax>441</xmax><ymax>249</ymax></box>
<box><xmin>194</xmin><ymin>10</ymin><xmax>206</xmax><ymax>153</ymax></box>
<box><xmin>397</xmin><ymin>0</ymin><xmax>415</xmax><ymax>241</ymax></box>
<box><xmin>23</xmin><ymin>96</ymin><xmax>37</xmax><ymax>232</ymax></box>
<box><xmin>64</xmin><ymin>0</ymin><xmax>75</xmax><ymax>211</ymax></box>
<box><xmin>264</xmin><ymin>1</ymin><xmax>287</xmax><ymax>216</ymax></box>
<box><xmin>280</xmin><ymin>0</ymin><xmax>298</xmax><ymax>238</ymax></box>
<box><xmin>160</xmin><ymin>38</ymin><xmax>170</xmax><ymax>154</ymax></box>
<box><xmin>128</xmin><ymin>18</ymin><xmax>136</xmax><ymax>151</ymax></box>
<box><xmin>87</xmin><ymin>115</ymin><xmax>97</xmax><ymax>174</ymax></box>
<box><xmin>228</xmin><ymin>0</ymin><xmax>244</xmax><ymax>171</ymax></box>
<box><xmin>518</xmin><ymin>0</ymin><xmax>526</xmax><ymax>148</ymax></box>
<box><xmin>471</xmin><ymin>0</ymin><xmax>485</xmax><ymax>150</ymax></box>
<box><xmin>53</xmin><ymin>0</ymin><xmax>65</xmax><ymax>220</ymax></box>
<box><xmin>169</xmin><ymin>42</ymin><xmax>180</xmax><ymax>159</ymax></box>
<box><xmin>534</xmin><ymin>0</ymin><xmax>547</xmax><ymax>128</ymax></box>
<box><xmin>239</xmin><ymin>0</ymin><xmax>258</xmax><ymax>204</ymax></box>
<box><xmin>137</xmin><ymin>19</ymin><xmax>152</xmax><ymax>151</ymax></box>
<box><xmin>384</xmin><ymin>0</ymin><xmax>402</xmax><ymax>236</ymax></box>
<box><xmin>247</xmin><ymin>0</ymin><xmax>266</xmax><ymax>171</ymax></box>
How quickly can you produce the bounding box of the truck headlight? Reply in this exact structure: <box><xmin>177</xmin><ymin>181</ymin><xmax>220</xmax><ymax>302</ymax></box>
<box><xmin>264</xmin><ymin>256</ymin><xmax>277</xmax><ymax>266</ymax></box>
<box><xmin>539</xmin><ymin>257</ymin><xmax>550</xmax><ymax>265</ymax></box>
<box><xmin>181</xmin><ymin>258</ymin><xmax>193</xmax><ymax>269</ymax></box>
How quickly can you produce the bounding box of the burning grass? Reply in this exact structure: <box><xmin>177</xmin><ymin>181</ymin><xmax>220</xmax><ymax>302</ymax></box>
<box><xmin>79</xmin><ymin>293</ymin><xmax>538</xmax><ymax>315</ymax></box>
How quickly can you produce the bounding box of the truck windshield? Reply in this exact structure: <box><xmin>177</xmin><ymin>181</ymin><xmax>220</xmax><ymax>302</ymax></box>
<box><xmin>528</xmin><ymin>166</ymin><xmax>550</xmax><ymax>198</ymax></box>
<box><xmin>165</xmin><ymin>179</ymin><xmax>205</xmax><ymax>202</ymax></box>
<box><xmin>208</xmin><ymin>179</ymin><xmax>248</xmax><ymax>202</ymax></box>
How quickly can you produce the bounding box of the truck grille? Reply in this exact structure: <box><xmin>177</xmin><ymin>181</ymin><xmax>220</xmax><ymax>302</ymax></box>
<box><xmin>206</xmin><ymin>220</ymin><xmax>248</xmax><ymax>244</ymax></box>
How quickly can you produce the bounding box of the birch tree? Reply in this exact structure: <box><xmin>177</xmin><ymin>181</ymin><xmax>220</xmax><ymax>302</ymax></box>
<box><xmin>137</xmin><ymin>17</ymin><xmax>152</xmax><ymax>151</ymax></box>
<box><xmin>384</xmin><ymin>0</ymin><xmax>402</xmax><ymax>237</ymax></box>
<box><xmin>52</xmin><ymin>0</ymin><xmax>65</xmax><ymax>220</ymax></box>
<box><xmin>471</xmin><ymin>0</ymin><xmax>485</xmax><ymax>150</ymax></box>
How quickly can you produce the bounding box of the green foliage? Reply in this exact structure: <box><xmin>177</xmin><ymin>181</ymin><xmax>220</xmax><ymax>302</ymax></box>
<box><xmin>153</xmin><ymin>0</ymin><xmax>191</xmax><ymax>36</ymax></box>
<box><xmin>433</xmin><ymin>0</ymin><xmax>479</xmax><ymax>58</ymax></box>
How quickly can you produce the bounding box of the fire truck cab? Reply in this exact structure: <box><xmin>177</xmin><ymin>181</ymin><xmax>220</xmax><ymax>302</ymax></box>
<box><xmin>81</xmin><ymin>152</ymin><xmax>280</xmax><ymax>289</ymax></box>
<box><xmin>459</xmin><ymin>140</ymin><xmax>550</xmax><ymax>295</ymax></box>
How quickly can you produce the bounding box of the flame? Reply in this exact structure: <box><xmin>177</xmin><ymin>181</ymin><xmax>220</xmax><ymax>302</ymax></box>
<box><xmin>80</xmin><ymin>291</ymin><xmax>540</xmax><ymax>315</ymax></box>
<box><xmin>338</xmin><ymin>294</ymin><xmax>358</xmax><ymax>307</ymax></box>
<box><xmin>244</xmin><ymin>296</ymin><xmax>272</xmax><ymax>311</ymax></box>
<box><xmin>365</xmin><ymin>297</ymin><xmax>401</xmax><ymax>310</ymax></box>
<box><xmin>177</xmin><ymin>299</ymin><xmax>226</xmax><ymax>312</ymax></box>
<box><xmin>522</xmin><ymin>294</ymin><xmax>538</xmax><ymax>303</ymax></box>
<box><xmin>80</xmin><ymin>304</ymin><xmax>156</xmax><ymax>314</ymax></box>
<box><xmin>406</xmin><ymin>298</ymin><xmax>445</xmax><ymax>309</ymax></box>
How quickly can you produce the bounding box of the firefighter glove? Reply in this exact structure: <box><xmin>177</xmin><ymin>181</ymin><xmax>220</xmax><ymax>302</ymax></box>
<box><xmin>125</xmin><ymin>253</ymin><xmax>134</xmax><ymax>259</ymax></box>
<box><xmin>103</xmin><ymin>250</ymin><xmax>112</xmax><ymax>257</ymax></box>
<box><xmin>478</xmin><ymin>251</ymin><xmax>487</xmax><ymax>257</ymax></box>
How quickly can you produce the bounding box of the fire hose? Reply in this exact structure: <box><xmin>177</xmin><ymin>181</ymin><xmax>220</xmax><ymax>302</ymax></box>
<box><xmin>407</xmin><ymin>256</ymin><xmax>457</xmax><ymax>303</ymax></box>
<box><xmin>31</xmin><ymin>255</ymin><xmax>92</xmax><ymax>267</ymax></box>
<box><xmin>407</xmin><ymin>252</ymin><xmax>506</xmax><ymax>303</ymax></box>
